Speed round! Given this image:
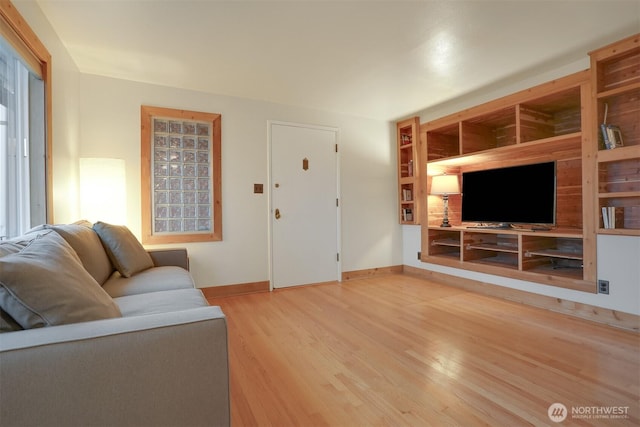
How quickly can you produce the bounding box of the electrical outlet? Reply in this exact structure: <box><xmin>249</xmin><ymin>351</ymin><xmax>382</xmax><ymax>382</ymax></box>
<box><xmin>598</xmin><ymin>279</ymin><xmax>610</xmax><ymax>295</ymax></box>
<box><xmin>253</xmin><ymin>183</ymin><xmax>263</xmax><ymax>194</ymax></box>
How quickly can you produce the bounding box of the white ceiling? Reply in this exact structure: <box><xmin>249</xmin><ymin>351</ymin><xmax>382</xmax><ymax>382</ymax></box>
<box><xmin>33</xmin><ymin>0</ymin><xmax>640</xmax><ymax>121</ymax></box>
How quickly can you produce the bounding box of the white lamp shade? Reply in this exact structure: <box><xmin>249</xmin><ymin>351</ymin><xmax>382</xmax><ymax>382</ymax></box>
<box><xmin>79</xmin><ymin>158</ymin><xmax>126</xmax><ymax>224</ymax></box>
<box><xmin>431</xmin><ymin>174</ymin><xmax>460</xmax><ymax>195</ymax></box>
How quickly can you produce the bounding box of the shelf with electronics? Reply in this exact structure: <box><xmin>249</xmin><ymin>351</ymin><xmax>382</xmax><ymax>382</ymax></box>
<box><xmin>396</xmin><ymin>117</ymin><xmax>421</xmax><ymax>224</ymax></box>
<box><xmin>418</xmin><ymin>70</ymin><xmax>596</xmax><ymax>293</ymax></box>
<box><xmin>589</xmin><ymin>33</ymin><xmax>640</xmax><ymax>236</ymax></box>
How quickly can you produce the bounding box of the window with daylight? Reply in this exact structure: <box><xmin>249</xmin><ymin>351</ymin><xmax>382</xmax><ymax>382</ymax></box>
<box><xmin>141</xmin><ymin>106</ymin><xmax>222</xmax><ymax>244</ymax></box>
<box><xmin>0</xmin><ymin>3</ymin><xmax>52</xmax><ymax>239</ymax></box>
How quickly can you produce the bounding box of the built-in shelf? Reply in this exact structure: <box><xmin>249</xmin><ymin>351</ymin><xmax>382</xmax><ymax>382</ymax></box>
<box><xmin>420</xmin><ymin>69</ymin><xmax>596</xmax><ymax>293</ymax></box>
<box><xmin>590</xmin><ymin>34</ymin><xmax>640</xmax><ymax>236</ymax></box>
<box><xmin>397</xmin><ymin>117</ymin><xmax>420</xmax><ymax>224</ymax></box>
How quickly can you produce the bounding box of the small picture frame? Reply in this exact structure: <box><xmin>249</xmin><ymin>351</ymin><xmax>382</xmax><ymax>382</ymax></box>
<box><xmin>600</xmin><ymin>124</ymin><xmax>624</xmax><ymax>149</ymax></box>
<box><xmin>608</xmin><ymin>125</ymin><xmax>624</xmax><ymax>148</ymax></box>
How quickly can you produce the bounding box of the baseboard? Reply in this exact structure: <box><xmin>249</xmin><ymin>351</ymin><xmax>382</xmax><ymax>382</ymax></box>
<box><xmin>342</xmin><ymin>265</ymin><xmax>404</xmax><ymax>281</ymax></box>
<box><xmin>403</xmin><ymin>265</ymin><xmax>640</xmax><ymax>333</ymax></box>
<box><xmin>202</xmin><ymin>265</ymin><xmax>404</xmax><ymax>298</ymax></box>
<box><xmin>201</xmin><ymin>281</ymin><xmax>270</xmax><ymax>299</ymax></box>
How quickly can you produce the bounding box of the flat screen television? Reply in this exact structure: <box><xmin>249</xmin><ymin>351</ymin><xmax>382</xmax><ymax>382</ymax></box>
<box><xmin>461</xmin><ymin>161</ymin><xmax>556</xmax><ymax>227</ymax></box>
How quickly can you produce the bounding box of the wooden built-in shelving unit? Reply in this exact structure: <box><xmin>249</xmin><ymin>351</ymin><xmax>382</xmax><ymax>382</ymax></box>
<box><xmin>419</xmin><ymin>71</ymin><xmax>597</xmax><ymax>293</ymax></box>
<box><xmin>395</xmin><ymin>34</ymin><xmax>639</xmax><ymax>293</ymax></box>
<box><xmin>396</xmin><ymin>117</ymin><xmax>420</xmax><ymax>224</ymax></box>
<box><xmin>590</xmin><ymin>33</ymin><xmax>640</xmax><ymax>236</ymax></box>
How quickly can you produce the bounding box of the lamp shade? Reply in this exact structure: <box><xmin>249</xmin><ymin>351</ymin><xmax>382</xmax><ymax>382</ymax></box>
<box><xmin>79</xmin><ymin>158</ymin><xmax>126</xmax><ymax>224</ymax></box>
<box><xmin>431</xmin><ymin>174</ymin><xmax>460</xmax><ymax>195</ymax></box>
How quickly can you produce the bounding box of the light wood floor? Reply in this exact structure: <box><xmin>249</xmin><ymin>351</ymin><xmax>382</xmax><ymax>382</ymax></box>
<box><xmin>207</xmin><ymin>274</ymin><xmax>639</xmax><ymax>427</ymax></box>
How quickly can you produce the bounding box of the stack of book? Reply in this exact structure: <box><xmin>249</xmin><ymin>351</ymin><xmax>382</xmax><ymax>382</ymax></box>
<box><xmin>402</xmin><ymin>188</ymin><xmax>412</xmax><ymax>201</ymax></box>
<box><xmin>602</xmin><ymin>206</ymin><xmax>624</xmax><ymax>229</ymax></box>
<box><xmin>402</xmin><ymin>208</ymin><xmax>413</xmax><ymax>222</ymax></box>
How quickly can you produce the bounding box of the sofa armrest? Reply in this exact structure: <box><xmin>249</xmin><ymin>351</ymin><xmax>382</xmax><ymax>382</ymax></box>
<box><xmin>0</xmin><ymin>307</ymin><xmax>229</xmax><ymax>427</ymax></box>
<box><xmin>147</xmin><ymin>247</ymin><xmax>189</xmax><ymax>270</ymax></box>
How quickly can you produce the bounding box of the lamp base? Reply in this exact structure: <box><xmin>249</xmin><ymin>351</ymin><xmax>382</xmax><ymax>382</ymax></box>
<box><xmin>440</xmin><ymin>194</ymin><xmax>452</xmax><ymax>228</ymax></box>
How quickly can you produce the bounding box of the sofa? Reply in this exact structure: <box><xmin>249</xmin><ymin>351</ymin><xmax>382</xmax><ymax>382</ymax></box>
<box><xmin>0</xmin><ymin>221</ymin><xmax>230</xmax><ymax>427</ymax></box>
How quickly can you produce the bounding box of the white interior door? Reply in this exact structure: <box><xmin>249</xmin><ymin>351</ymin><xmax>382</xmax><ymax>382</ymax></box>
<box><xmin>270</xmin><ymin>122</ymin><xmax>340</xmax><ymax>289</ymax></box>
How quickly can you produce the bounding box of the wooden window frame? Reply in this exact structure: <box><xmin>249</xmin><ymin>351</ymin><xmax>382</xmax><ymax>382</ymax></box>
<box><xmin>0</xmin><ymin>0</ymin><xmax>53</xmax><ymax>223</ymax></box>
<box><xmin>141</xmin><ymin>105</ymin><xmax>222</xmax><ymax>244</ymax></box>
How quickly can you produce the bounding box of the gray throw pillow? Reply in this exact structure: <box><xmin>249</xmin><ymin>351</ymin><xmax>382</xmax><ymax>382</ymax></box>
<box><xmin>93</xmin><ymin>222</ymin><xmax>154</xmax><ymax>278</ymax></box>
<box><xmin>0</xmin><ymin>232</ymin><xmax>121</xmax><ymax>329</ymax></box>
<box><xmin>46</xmin><ymin>222</ymin><xmax>114</xmax><ymax>285</ymax></box>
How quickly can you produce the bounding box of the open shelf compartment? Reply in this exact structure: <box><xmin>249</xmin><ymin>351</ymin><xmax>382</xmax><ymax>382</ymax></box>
<box><xmin>519</xmin><ymin>86</ymin><xmax>582</xmax><ymax>143</ymax></box>
<box><xmin>462</xmin><ymin>232</ymin><xmax>519</xmax><ymax>270</ymax></box>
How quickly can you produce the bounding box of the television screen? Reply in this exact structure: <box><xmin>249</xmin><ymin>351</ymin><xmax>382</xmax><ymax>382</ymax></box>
<box><xmin>461</xmin><ymin>161</ymin><xmax>556</xmax><ymax>226</ymax></box>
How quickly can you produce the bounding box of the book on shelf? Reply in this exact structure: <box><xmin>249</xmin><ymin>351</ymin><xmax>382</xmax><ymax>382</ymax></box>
<box><xmin>402</xmin><ymin>188</ymin><xmax>413</xmax><ymax>201</ymax></box>
<box><xmin>402</xmin><ymin>208</ymin><xmax>413</xmax><ymax>222</ymax></box>
<box><xmin>600</xmin><ymin>104</ymin><xmax>624</xmax><ymax>149</ymax></box>
<box><xmin>602</xmin><ymin>206</ymin><xmax>624</xmax><ymax>229</ymax></box>
<box><xmin>600</xmin><ymin>124</ymin><xmax>612</xmax><ymax>149</ymax></box>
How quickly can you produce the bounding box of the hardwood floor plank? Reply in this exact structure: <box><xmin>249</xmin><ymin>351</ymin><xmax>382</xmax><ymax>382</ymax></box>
<box><xmin>208</xmin><ymin>274</ymin><xmax>640</xmax><ymax>426</ymax></box>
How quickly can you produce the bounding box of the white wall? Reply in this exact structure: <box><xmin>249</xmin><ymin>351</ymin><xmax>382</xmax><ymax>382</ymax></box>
<box><xmin>75</xmin><ymin>74</ymin><xmax>401</xmax><ymax>287</ymax></box>
<box><xmin>401</xmin><ymin>53</ymin><xmax>640</xmax><ymax>316</ymax></box>
<box><xmin>15</xmin><ymin>0</ymin><xmax>401</xmax><ymax>289</ymax></box>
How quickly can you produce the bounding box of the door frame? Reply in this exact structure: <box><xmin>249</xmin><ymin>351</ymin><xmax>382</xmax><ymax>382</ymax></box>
<box><xmin>267</xmin><ymin>120</ymin><xmax>341</xmax><ymax>291</ymax></box>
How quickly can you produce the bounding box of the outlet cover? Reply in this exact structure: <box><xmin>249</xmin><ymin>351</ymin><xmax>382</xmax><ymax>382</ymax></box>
<box><xmin>598</xmin><ymin>279</ymin><xmax>609</xmax><ymax>295</ymax></box>
<box><xmin>254</xmin><ymin>183</ymin><xmax>263</xmax><ymax>194</ymax></box>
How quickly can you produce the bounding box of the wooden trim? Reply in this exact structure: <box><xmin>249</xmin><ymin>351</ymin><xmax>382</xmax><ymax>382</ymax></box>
<box><xmin>588</xmin><ymin>33</ymin><xmax>639</xmax><ymax>62</ymax></box>
<box><xmin>0</xmin><ymin>0</ymin><xmax>53</xmax><ymax>223</ymax></box>
<box><xmin>420</xmin><ymin>70</ymin><xmax>590</xmax><ymax>132</ymax></box>
<box><xmin>204</xmin><ymin>266</ymin><xmax>404</xmax><ymax>298</ymax></box>
<box><xmin>0</xmin><ymin>0</ymin><xmax>49</xmax><ymax>76</ymax></box>
<box><xmin>342</xmin><ymin>265</ymin><xmax>403</xmax><ymax>281</ymax></box>
<box><xmin>201</xmin><ymin>281</ymin><xmax>270</xmax><ymax>299</ymax></box>
<box><xmin>403</xmin><ymin>265</ymin><xmax>639</xmax><ymax>332</ymax></box>
<box><xmin>140</xmin><ymin>105</ymin><xmax>222</xmax><ymax>244</ymax></box>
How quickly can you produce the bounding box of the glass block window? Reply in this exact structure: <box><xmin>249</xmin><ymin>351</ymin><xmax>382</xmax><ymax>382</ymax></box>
<box><xmin>141</xmin><ymin>106</ymin><xmax>221</xmax><ymax>244</ymax></box>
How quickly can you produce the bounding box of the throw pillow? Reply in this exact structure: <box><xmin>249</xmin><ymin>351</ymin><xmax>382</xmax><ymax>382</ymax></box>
<box><xmin>93</xmin><ymin>221</ymin><xmax>154</xmax><ymax>278</ymax></box>
<box><xmin>0</xmin><ymin>232</ymin><xmax>121</xmax><ymax>329</ymax></box>
<box><xmin>46</xmin><ymin>222</ymin><xmax>114</xmax><ymax>285</ymax></box>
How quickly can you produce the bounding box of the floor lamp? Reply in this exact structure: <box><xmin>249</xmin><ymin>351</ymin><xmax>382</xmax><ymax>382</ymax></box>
<box><xmin>431</xmin><ymin>174</ymin><xmax>460</xmax><ymax>227</ymax></box>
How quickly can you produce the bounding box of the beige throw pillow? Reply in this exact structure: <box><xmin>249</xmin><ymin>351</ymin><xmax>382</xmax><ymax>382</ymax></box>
<box><xmin>93</xmin><ymin>222</ymin><xmax>154</xmax><ymax>278</ymax></box>
<box><xmin>0</xmin><ymin>232</ymin><xmax>121</xmax><ymax>329</ymax></box>
<box><xmin>47</xmin><ymin>223</ymin><xmax>114</xmax><ymax>285</ymax></box>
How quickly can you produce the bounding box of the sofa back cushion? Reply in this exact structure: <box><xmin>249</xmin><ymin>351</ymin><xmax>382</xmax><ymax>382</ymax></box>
<box><xmin>47</xmin><ymin>222</ymin><xmax>114</xmax><ymax>285</ymax></box>
<box><xmin>0</xmin><ymin>231</ymin><xmax>121</xmax><ymax>329</ymax></box>
<box><xmin>93</xmin><ymin>222</ymin><xmax>154</xmax><ymax>278</ymax></box>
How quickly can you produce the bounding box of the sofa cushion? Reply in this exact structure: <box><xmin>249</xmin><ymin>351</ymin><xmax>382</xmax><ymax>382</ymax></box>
<box><xmin>114</xmin><ymin>288</ymin><xmax>209</xmax><ymax>317</ymax></box>
<box><xmin>102</xmin><ymin>266</ymin><xmax>195</xmax><ymax>298</ymax></box>
<box><xmin>0</xmin><ymin>233</ymin><xmax>39</xmax><ymax>258</ymax></box>
<box><xmin>0</xmin><ymin>308</ymin><xmax>22</xmax><ymax>332</ymax></box>
<box><xmin>46</xmin><ymin>222</ymin><xmax>114</xmax><ymax>285</ymax></box>
<box><xmin>0</xmin><ymin>231</ymin><xmax>121</xmax><ymax>329</ymax></box>
<box><xmin>93</xmin><ymin>222</ymin><xmax>154</xmax><ymax>278</ymax></box>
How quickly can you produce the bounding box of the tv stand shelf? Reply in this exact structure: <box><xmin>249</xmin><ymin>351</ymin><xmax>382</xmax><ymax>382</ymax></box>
<box><xmin>466</xmin><ymin>242</ymin><xmax>518</xmax><ymax>253</ymax></box>
<box><xmin>420</xmin><ymin>70</ymin><xmax>596</xmax><ymax>293</ymax></box>
<box><xmin>424</xmin><ymin>226</ymin><xmax>589</xmax><ymax>290</ymax></box>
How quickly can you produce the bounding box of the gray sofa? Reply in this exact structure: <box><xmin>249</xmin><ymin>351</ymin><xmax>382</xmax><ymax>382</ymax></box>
<box><xmin>0</xmin><ymin>221</ymin><xmax>230</xmax><ymax>427</ymax></box>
